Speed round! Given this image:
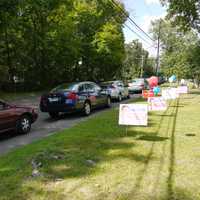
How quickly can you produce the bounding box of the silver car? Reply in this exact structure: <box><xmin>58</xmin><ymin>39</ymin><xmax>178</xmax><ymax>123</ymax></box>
<box><xmin>128</xmin><ymin>78</ymin><xmax>149</xmax><ymax>93</ymax></box>
<box><xmin>100</xmin><ymin>81</ymin><xmax>129</xmax><ymax>101</ymax></box>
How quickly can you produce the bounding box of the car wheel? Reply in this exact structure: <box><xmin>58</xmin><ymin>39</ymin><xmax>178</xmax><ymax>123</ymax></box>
<box><xmin>118</xmin><ymin>94</ymin><xmax>122</xmax><ymax>102</ymax></box>
<box><xmin>106</xmin><ymin>96</ymin><xmax>111</xmax><ymax>108</ymax></box>
<box><xmin>49</xmin><ymin>112</ymin><xmax>59</xmax><ymax>118</ymax></box>
<box><xmin>16</xmin><ymin>115</ymin><xmax>31</xmax><ymax>134</ymax></box>
<box><xmin>83</xmin><ymin>101</ymin><xmax>91</xmax><ymax>116</ymax></box>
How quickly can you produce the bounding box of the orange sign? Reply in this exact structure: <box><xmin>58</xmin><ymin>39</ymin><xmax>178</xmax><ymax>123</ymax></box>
<box><xmin>142</xmin><ymin>90</ymin><xmax>154</xmax><ymax>98</ymax></box>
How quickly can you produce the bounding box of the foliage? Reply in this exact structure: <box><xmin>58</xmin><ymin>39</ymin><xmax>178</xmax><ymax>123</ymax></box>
<box><xmin>0</xmin><ymin>0</ymin><xmax>126</xmax><ymax>91</ymax></box>
<box><xmin>122</xmin><ymin>40</ymin><xmax>155</xmax><ymax>80</ymax></box>
<box><xmin>150</xmin><ymin>19</ymin><xmax>200</xmax><ymax>80</ymax></box>
<box><xmin>161</xmin><ymin>0</ymin><xmax>200</xmax><ymax>32</ymax></box>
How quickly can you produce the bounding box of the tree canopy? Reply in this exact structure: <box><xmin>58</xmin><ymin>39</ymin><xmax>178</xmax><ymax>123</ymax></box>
<box><xmin>0</xmin><ymin>0</ymin><xmax>127</xmax><ymax>90</ymax></box>
<box><xmin>161</xmin><ymin>0</ymin><xmax>200</xmax><ymax>32</ymax></box>
<box><xmin>150</xmin><ymin>19</ymin><xmax>200</xmax><ymax>81</ymax></box>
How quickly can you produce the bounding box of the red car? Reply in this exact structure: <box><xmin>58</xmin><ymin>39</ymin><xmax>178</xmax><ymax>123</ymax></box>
<box><xmin>0</xmin><ymin>100</ymin><xmax>38</xmax><ymax>134</ymax></box>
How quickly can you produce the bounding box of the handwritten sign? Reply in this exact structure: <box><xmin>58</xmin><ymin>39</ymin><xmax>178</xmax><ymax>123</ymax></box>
<box><xmin>119</xmin><ymin>104</ymin><xmax>148</xmax><ymax>126</ymax></box>
<box><xmin>148</xmin><ymin>97</ymin><xmax>167</xmax><ymax>111</ymax></box>
<box><xmin>162</xmin><ymin>88</ymin><xmax>179</xmax><ymax>100</ymax></box>
<box><xmin>177</xmin><ymin>86</ymin><xmax>188</xmax><ymax>94</ymax></box>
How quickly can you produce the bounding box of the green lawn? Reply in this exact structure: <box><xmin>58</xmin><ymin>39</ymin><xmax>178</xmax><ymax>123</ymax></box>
<box><xmin>0</xmin><ymin>91</ymin><xmax>42</xmax><ymax>101</ymax></box>
<box><xmin>0</xmin><ymin>92</ymin><xmax>200</xmax><ymax>200</ymax></box>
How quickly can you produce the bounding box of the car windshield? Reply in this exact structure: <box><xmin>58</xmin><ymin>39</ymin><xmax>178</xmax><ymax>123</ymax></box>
<box><xmin>100</xmin><ymin>82</ymin><xmax>114</xmax><ymax>87</ymax></box>
<box><xmin>51</xmin><ymin>83</ymin><xmax>78</xmax><ymax>92</ymax></box>
<box><xmin>129</xmin><ymin>79</ymin><xmax>144</xmax><ymax>84</ymax></box>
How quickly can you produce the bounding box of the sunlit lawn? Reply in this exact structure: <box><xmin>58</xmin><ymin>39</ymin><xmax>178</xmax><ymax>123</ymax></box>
<box><xmin>0</xmin><ymin>91</ymin><xmax>200</xmax><ymax>200</ymax></box>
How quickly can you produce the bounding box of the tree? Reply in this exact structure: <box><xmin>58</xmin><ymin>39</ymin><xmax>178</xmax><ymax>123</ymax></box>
<box><xmin>161</xmin><ymin>0</ymin><xmax>200</xmax><ymax>32</ymax></box>
<box><xmin>0</xmin><ymin>0</ymin><xmax>127</xmax><ymax>91</ymax></box>
<box><xmin>122</xmin><ymin>40</ymin><xmax>155</xmax><ymax>80</ymax></box>
<box><xmin>150</xmin><ymin>19</ymin><xmax>199</xmax><ymax>80</ymax></box>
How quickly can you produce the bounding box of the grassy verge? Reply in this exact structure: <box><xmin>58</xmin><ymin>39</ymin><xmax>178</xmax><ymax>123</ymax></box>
<box><xmin>0</xmin><ymin>91</ymin><xmax>43</xmax><ymax>101</ymax></box>
<box><xmin>0</xmin><ymin>92</ymin><xmax>200</xmax><ymax>200</ymax></box>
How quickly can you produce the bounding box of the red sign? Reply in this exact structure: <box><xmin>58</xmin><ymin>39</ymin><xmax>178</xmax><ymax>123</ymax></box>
<box><xmin>142</xmin><ymin>90</ymin><xmax>154</xmax><ymax>98</ymax></box>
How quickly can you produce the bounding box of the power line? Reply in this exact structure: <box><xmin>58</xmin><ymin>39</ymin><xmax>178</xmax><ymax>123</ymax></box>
<box><xmin>105</xmin><ymin>0</ymin><xmax>155</xmax><ymax>46</ymax></box>
<box><xmin>145</xmin><ymin>44</ymin><xmax>157</xmax><ymax>49</ymax></box>
<box><xmin>109</xmin><ymin>0</ymin><xmax>155</xmax><ymax>42</ymax></box>
<box><xmin>124</xmin><ymin>23</ymin><xmax>153</xmax><ymax>46</ymax></box>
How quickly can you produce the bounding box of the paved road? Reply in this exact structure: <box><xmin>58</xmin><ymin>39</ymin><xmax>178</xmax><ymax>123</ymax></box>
<box><xmin>0</xmin><ymin>94</ymin><xmax>140</xmax><ymax>155</ymax></box>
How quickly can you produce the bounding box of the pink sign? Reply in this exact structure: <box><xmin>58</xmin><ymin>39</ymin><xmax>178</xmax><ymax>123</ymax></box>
<box><xmin>148</xmin><ymin>97</ymin><xmax>167</xmax><ymax>111</ymax></box>
<box><xmin>177</xmin><ymin>86</ymin><xmax>188</xmax><ymax>94</ymax></box>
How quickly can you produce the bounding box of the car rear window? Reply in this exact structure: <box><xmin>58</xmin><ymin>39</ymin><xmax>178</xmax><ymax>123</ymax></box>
<box><xmin>100</xmin><ymin>82</ymin><xmax>114</xmax><ymax>88</ymax></box>
<box><xmin>129</xmin><ymin>79</ymin><xmax>144</xmax><ymax>84</ymax></box>
<box><xmin>51</xmin><ymin>83</ymin><xmax>78</xmax><ymax>92</ymax></box>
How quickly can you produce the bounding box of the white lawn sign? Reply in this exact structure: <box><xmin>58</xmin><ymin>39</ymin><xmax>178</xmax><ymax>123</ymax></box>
<box><xmin>119</xmin><ymin>104</ymin><xmax>148</xmax><ymax>126</ymax></box>
<box><xmin>171</xmin><ymin>88</ymin><xmax>180</xmax><ymax>98</ymax></box>
<box><xmin>177</xmin><ymin>86</ymin><xmax>188</xmax><ymax>94</ymax></box>
<box><xmin>162</xmin><ymin>88</ymin><xmax>179</xmax><ymax>100</ymax></box>
<box><xmin>148</xmin><ymin>97</ymin><xmax>167</xmax><ymax>111</ymax></box>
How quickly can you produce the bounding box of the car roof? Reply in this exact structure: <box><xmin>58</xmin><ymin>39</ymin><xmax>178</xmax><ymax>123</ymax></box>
<box><xmin>0</xmin><ymin>99</ymin><xmax>5</xmax><ymax>103</ymax></box>
<box><xmin>101</xmin><ymin>80</ymin><xmax>122</xmax><ymax>84</ymax></box>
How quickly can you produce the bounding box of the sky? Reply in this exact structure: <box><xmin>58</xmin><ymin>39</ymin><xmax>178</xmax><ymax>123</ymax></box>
<box><xmin>121</xmin><ymin>0</ymin><xmax>167</xmax><ymax>57</ymax></box>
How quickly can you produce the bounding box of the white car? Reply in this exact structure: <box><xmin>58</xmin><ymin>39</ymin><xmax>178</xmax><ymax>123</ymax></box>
<box><xmin>128</xmin><ymin>78</ymin><xmax>149</xmax><ymax>93</ymax></box>
<box><xmin>100</xmin><ymin>81</ymin><xmax>129</xmax><ymax>101</ymax></box>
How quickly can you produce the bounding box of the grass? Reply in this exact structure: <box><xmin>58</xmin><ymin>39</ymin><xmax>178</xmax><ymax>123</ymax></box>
<box><xmin>0</xmin><ymin>92</ymin><xmax>200</xmax><ymax>199</ymax></box>
<box><xmin>0</xmin><ymin>91</ymin><xmax>43</xmax><ymax>101</ymax></box>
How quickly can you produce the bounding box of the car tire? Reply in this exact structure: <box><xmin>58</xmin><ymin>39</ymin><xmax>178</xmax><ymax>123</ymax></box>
<box><xmin>83</xmin><ymin>101</ymin><xmax>91</xmax><ymax>116</ymax></box>
<box><xmin>49</xmin><ymin>112</ymin><xmax>59</xmax><ymax>118</ymax></box>
<box><xmin>106</xmin><ymin>96</ymin><xmax>111</xmax><ymax>108</ymax></box>
<box><xmin>16</xmin><ymin>115</ymin><xmax>31</xmax><ymax>134</ymax></box>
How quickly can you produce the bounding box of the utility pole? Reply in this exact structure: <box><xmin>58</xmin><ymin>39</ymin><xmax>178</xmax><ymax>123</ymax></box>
<box><xmin>156</xmin><ymin>21</ymin><xmax>161</xmax><ymax>76</ymax></box>
<box><xmin>140</xmin><ymin>54</ymin><xmax>144</xmax><ymax>78</ymax></box>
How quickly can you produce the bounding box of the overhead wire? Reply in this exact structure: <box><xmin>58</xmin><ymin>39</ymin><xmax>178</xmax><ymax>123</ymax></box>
<box><xmin>109</xmin><ymin>0</ymin><xmax>155</xmax><ymax>42</ymax></box>
<box><xmin>123</xmin><ymin>23</ymin><xmax>153</xmax><ymax>46</ymax></box>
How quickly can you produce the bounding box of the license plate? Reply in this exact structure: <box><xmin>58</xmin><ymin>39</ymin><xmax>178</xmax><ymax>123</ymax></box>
<box><xmin>48</xmin><ymin>97</ymin><xmax>59</xmax><ymax>102</ymax></box>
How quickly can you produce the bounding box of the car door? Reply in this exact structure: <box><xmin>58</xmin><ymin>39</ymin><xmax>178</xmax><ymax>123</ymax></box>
<box><xmin>76</xmin><ymin>84</ymin><xmax>88</xmax><ymax>109</ymax></box>
<box><xmin>93</xmin><ymin>83</ymin><xmax>107</xmax><ymax>106</ymax></box>
<box><xmin>86</xmin><ymin>83</ymin><xmax>105</xmax><ymax>107</ymax></box>
<box><xmin>0</xmin><ymin>102</ymin><xmax>16</xmax><ymax>133</ymax></box>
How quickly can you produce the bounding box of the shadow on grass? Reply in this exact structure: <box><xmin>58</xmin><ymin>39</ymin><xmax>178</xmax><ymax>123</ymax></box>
<box><xmin>0</xmin><ymin>97</ymin><xmax>183</xmax><ymax>200</ymax></box>
<box><xmin>0</xmin><ymin>107</ymin><xmax>152</xmax><ymax>199</ymax></box>
<box><xmin>108</xmin><ymin>98</ymin><xmax>181</xmax><ymax>200</ymax></box>
<box><xmin>167</xmin><ymin>98</ymin><xmax>179</xmax><ymax>200</ymax></box>
<box><xmin>136</xmin><ymin>135</ymin><xmax>169</xmax><ymax>142</ymax></box>
<box><xmin>119</xmin><ymin>101</ymin><xmax>174</xmax><ymax>198</ymax></box>
<box><xmin>189</xmin><ymin>90</ymin><xmax>200</xmax><ymax>95</ymax></box>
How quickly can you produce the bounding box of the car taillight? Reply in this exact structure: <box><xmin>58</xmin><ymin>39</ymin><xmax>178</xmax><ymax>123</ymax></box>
<box><xmin>67</xmin><ymin>92</ymin><xmax>78</xmax><ymax>100</ymax></box>
<box><xmin>110</xmin><ymin>85</ymin><xmax>116</xmax><ymax>89</ymax></box>
<box><xmin>41</xmin><ymin>96</ymin><xmax>47</xmax><ymax>105</ymax></box>
<box><xmin>32</xmin><ymin>108</ymin><xmax>37</xmax><ymax>114</ymax></box>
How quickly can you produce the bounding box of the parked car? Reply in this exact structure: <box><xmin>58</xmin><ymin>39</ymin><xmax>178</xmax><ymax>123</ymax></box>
<box><xmin>40</xmin><ymin>81</ymin><xmax>111</xmax><ymax>118</ymax></box>
<box><xmin>158</xmin><ymin>76</ymin><xmax>166</xmax><ymax>85</ymax></box>
<box><xmin>0</xmin><ymin>100</ymin><xmax>38</xmax><ymax>134</ymax></box>
<box><xmin>100</xmin><ymin>80</ymin><xmax>129</xmax><ymax>101</ymax></box>
<box><xmin>128</xmin><ymin>78</ymin><xmax>149</xmax><ymax>93</ymax></box>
